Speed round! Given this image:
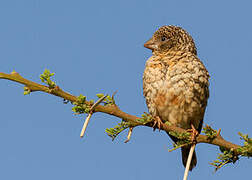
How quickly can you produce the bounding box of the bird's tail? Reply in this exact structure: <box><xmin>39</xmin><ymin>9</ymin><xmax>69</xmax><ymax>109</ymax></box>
<box><xmin>181</xmin><ymin>146</ymin><xmax>197</xmax><ymax>171</ymax></box>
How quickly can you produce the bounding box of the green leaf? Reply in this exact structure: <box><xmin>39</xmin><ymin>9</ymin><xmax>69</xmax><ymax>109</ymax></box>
<box><xmin>237</xmin><ymin>132</ymin><xmax>252</xmax><ymax>157</ymax></box>
<box><xmin>23</xmin><ymin>86</ymin><xmax>31</xmax><ymax>95</ymax></box>
<box><xmin>40</xmin><ymin>69</ymin><xmax>56</xmax><ymax>88</ymax></box>
<box><xmin>105</xmin><ymin>121</ymin><xmax>129</xmax><ymax>141</ymax></box>
<box><xmin>96</xmin><ymin>93</ymin><xmax>115</xmax><ymax>106</ymax></box>
<box><xmin>72</xmin><ymin>94</ymin><xmax>90</xmax><ymax>114</ymax></box>
<box><xmin>210</xmin><ymin>149</ymin><xmax>238</xmax><ymax>171</ymax></box>
<box><xmin>202</xmin><ymin>125</ymin><xmax>217</xmax><ymax>141</ymax></box>
<box><xmin>136</xmin><ymin>112</ymin><xmax>153</xmax><ymax>124</ymax></box>
<box><xmin>96</xmin><ymin>93</ymin><xmax>104</xmax><ymax>98</ymax></box>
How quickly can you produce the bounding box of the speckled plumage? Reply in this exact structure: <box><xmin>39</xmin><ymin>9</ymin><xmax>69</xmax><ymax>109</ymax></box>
<box><xmin>143</xmin><ymin>26</ymin><xmax>209</xmax><ymax>170</ymax></box>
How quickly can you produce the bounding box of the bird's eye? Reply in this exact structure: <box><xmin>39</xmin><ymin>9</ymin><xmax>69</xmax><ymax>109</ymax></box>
<box><xmin>161</xmin><ymin>36</ymin><xmax>167</xmax><ymax>41</ymax></box>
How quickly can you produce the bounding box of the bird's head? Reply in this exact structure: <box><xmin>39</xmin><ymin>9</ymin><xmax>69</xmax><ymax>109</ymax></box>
<box><xmin>144</xmin><ymin>25</ymin><xmax>197</xmax><ymax>55</ymax></box>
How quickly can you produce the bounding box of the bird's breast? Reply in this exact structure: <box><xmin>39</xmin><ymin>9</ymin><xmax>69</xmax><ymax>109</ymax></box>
<box><xmin>143</xmin><ymin>54</ymin><xmax>209</xmax><ymax>129</ymax></box>
<box><xmin>143</xmin><ymin>56</ymin><xmax>168</xmax><ymax>115</ymax></box>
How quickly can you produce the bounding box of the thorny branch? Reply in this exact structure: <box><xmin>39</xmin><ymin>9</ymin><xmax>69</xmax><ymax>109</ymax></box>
<box><xmin>0</xmin><ymin>70</ymin><xmax>251</xmax><ymax>170</ymax></box>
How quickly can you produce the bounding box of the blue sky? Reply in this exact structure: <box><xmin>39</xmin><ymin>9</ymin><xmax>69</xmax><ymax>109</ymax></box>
<box><xmin>1</xmin><ymin>0</ymin><xmax>252</xmax><ymax>179</ymax></box>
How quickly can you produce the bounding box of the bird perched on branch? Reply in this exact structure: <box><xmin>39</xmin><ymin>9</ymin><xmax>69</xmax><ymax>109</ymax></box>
<box><xmin>143</xmin><ymin>25</ymin><xmax>209</xmax><ymax>170</ymax></box>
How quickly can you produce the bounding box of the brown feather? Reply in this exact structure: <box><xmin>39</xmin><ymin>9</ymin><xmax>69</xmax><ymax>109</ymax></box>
<box><xmin>181</xmin><ymin>146</ymin><xmax>197</xmax><ymax>171</ymax></box>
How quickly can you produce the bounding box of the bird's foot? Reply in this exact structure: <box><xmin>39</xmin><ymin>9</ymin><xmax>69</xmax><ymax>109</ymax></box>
<box><xmin>152</xmin><ymin>116</ymin><xmax>163</xmax><ymax>131</ymax></box>
<box><xmin>186</xmin><ymin>124</ymin><xmax>198</xmax><ymax>143</ymax></box>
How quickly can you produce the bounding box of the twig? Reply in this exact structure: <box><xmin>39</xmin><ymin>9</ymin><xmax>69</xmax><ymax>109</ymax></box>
<box><xmin>183</xmin><ymin>144</ymin><xmax>196</xmax><ymax>180</ymax></box>
<box><xmin>80</xmin><ymin>95</ymin><xmax>107</xmax><ymax>138</ymax></box>
<box><xmin>80</xmin><ymin>113</ymin><xmax>92</xmax><ymax>138</ymax></box>
<box><xmin>217</xmin><ymin>129</ymin><xmax>221</xmax><ymax>137</ymax></box>
<box><xmin>112</xmin><ymin>90</ymin><xmax>118</xmax><ymax>101</ymax></box>
<box><xmin>0</xmin><ymin>71</ymin><xmax>250</xmax><ymax>156</ymax></box>
<box><xmin>124</xmin><ymin>127</ymin><xmax>133</xmax><ymax>143</ymax></box>
<box><xmin>168</xmin><ymin>143</ymin><xmax>190</xmax><ymax>152</ymax></box>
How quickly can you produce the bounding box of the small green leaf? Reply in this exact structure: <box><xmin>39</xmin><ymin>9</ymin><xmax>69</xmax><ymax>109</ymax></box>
<box><xmin>40</xmin><ymin>69</ymin><xmax>56</xmax><ymax>88</ymax></box>
<box><xmin>210</xmin><ymin>149</ymin><xmax>238</xmax><ymax>171</ymax></box>
<box><xmin>96</xmin><ymin>93</ymin><xmax>115</xmax><ymax>106</ymax></box>
<box><xmin>23</xmin><ymin>86</ymin><xmax>31</xmax><ymax>95</ymax></box>
<box><xmin>72</xmin><ymin>94</ymin><xmax>90</xmax><ymax>114</ymax></box>
<box><xmin>105</xmin><ymin>121</ymin><xmax>129</xmax><ymax>141</ymax></box>
<box><xmin>202</xmin><ymin>125</ymin><xmax>217</xmax><ymax>141</ymax></box>
<box><xmin>136</xmin><ymin>112</ymin><xmax>153</xmax><ymax>124</ymax></box>
<box><xmin>96</xmin><ymin>93</ymin><xmax>104</xmax><ymax>98</ymax></box>
<box><xmin>237</xmin><ymin>132</ymin><xmax>252</xmax><ymax>157</ymax></box>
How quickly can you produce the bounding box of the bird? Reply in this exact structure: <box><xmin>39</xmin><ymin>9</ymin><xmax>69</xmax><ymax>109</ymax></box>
<box><xmin>143</xmin><ymin>25</ymin><xmax>209</xmax><ymax>171</ymax></box>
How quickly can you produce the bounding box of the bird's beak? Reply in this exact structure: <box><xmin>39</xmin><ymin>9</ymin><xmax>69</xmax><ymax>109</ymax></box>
<box><xmin>144</xmin><ymin>38</ymin><xmax>157</xmax><ymax>50</ymax></box>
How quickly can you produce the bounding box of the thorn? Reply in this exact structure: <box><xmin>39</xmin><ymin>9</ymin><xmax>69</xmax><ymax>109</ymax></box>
<box><xmin>168</xmin><ymin>143</ymin><xmax>189</xmax><ymax>152</ymax></box>
<box><xmin>80</xmin><ymin>95</ymin><xmax>107</xmax><ymax>138</ymax></box>
<box><xmin>80</xmin><ymin>113</ymin><xmax>92</xmax><ymax>138</ymax></box>
<box><xmin>112</xmin><ymin>90</ymin><xmax>118</xmax><ymax>100</ymax></box>
<box><xmin>54</xmin><ymin>86</ymin><xmax>60</xmax><ymax>90</ymax></box>
<box><xmin>217</xmin><ymin>128</ymin><xmax>221</xmax><ymax>137</ymax></box>
<box><xmin>183</xmin><ymin>144</ymin><xmax>196</xmax><ymax>180</ymax></box>
<box><xmin>124</xmin><ymin>127</ymin><xmax>133</xmax><ymax>143</ymax></box>
<box><xmin>91</xmin><ymin>95</ymin><xmax>107</xmax><ymax>110</ymax></box>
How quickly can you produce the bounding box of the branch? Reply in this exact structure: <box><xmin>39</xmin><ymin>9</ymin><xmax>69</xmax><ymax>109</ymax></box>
<box><xmin>1</xmin><ymin>70</ymin><xmax>251</xmax><ymax>168</ymax></box>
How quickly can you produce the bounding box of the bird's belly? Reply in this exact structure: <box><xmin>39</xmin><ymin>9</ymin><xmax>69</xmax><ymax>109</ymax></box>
<box><xmin>143</xmin><ymin>56</ymin><xmax>209</xmax><ymax>130</ymax></box>
<box><xmin>155</xmin><ymin>86</ymin><xmax>204</xmax><ymax>129</ymax></box>
<box><xmin>154</xmin><ymin>73</ymin><xmax>208</xmax><ymax>130</ymax></box>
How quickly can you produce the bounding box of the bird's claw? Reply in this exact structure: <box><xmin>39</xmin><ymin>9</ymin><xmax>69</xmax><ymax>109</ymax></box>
<box><xmin>152</xmin><ymin>116</ymin><xmax>163</xmax><ymax>131</ymax></box>
<box><xmin>186</xmin><ymin>124</ymin><xmax>199</xmax><ymax>143</ymax></box>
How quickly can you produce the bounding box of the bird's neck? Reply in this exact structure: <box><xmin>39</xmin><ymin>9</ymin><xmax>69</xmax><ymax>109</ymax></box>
<box><xmin>153</xmin><ymin>50</ymin><xmax>187</xmax><ymax>58</ymax></box>
<box><xmin>152</xmin><ymin>50</ymin><xmax>194</xmax><ymax>66</ymax></box>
